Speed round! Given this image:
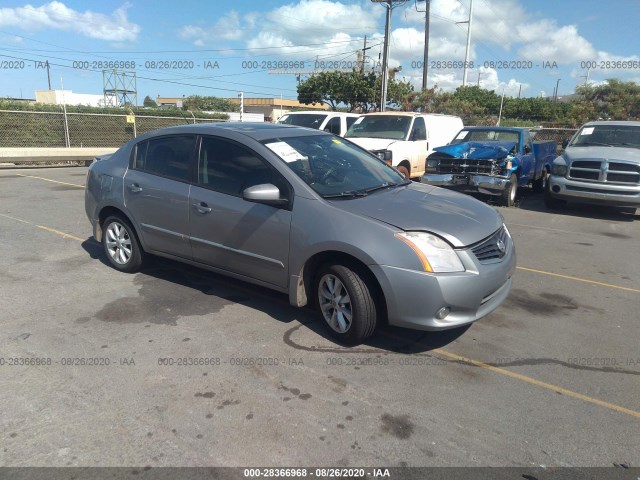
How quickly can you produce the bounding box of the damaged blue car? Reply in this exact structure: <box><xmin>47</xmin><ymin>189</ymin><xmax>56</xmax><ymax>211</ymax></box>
<box><xmin>421</xmin><ymin>127</ymin><xmax>557</xmax><ymax>206</ymax></box>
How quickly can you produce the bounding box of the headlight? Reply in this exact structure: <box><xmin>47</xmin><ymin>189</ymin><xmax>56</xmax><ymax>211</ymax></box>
<box><xmin>373</xmin><ymin>150</ymin><xmax>392</xmax><ymax>163</ymax></box>
<box><xmin>552</xmin><ymin>164</ymin><xmax>568</xmax><ymax>176</ymax></box>
<box><xmin>395</xmin><ymin>232</ymin><xmax>465</xmax><ymax>273</ymax></box>
<box><xmin>426</xmin><ymin>158</ymin><xmax>439</xmax><ymax>172</ymax></box>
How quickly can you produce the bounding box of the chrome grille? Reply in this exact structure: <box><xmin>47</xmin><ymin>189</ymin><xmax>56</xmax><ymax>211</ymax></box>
<box><xmin>436</xmin><ymin>158</ymin><xmax>500</xmax><ymax>175</ymax></box>
<box><xmin>569</xmin><ymin>159</ymin><xmax>640</xmax><ymax>185</ymax></box>
<box><xmin>471</xmin><ymin>226</ymin><xmax>508</xmax><ymax>264</ymax></box>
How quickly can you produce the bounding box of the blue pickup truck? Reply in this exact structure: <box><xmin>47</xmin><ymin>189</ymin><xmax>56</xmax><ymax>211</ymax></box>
<box><xmin>421</xmin><ymin>127</ymin><xmax>557</xmax><ymax>206</ymax></box>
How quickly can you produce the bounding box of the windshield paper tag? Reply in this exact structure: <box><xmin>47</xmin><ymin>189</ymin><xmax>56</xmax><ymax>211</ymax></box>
<box><xmin>265</xmin><ymin>142</ymin><xmax>307</xmax><ymax>163</ymax></box>
<box><xmin>581</xmin><ymin>127</ymin><xmax>594</xmax><ymax>135</ymax></box>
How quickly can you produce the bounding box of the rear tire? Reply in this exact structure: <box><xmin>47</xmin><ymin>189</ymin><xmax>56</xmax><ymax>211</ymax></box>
<box><xmin>500</xmin><ymin>173</ymin><xmax>518</xmax><ymax>207</ymax></box>
<box><xmin>544</xmin><ymin>178</ymin><xmax>566</xmax><ymax>210</ymax></box>
<box><xmin>102</xmin><ymin>215</ymin><xmax>144</xmax><ymax>273</ymax></box>
<box><xmin>315</xmin><ymin>264</ymin><xmax>377</xmax><ymax>345</ymax></box>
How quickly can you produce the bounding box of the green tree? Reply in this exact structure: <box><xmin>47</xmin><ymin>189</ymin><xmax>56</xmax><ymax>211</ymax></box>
<box><xmin>297</xmin><ymin>70</ymin><xmax>413</xmax><ymax>112</ymax></box>
<box><xmin>143</xmin><ymin>95</ymin><xmax>158</xmax><ymax>108</ymax></box>
<box><xmin>183</xmin><ymin>95</ymin><xmax>238</xmax><ymax>112</ymax></box>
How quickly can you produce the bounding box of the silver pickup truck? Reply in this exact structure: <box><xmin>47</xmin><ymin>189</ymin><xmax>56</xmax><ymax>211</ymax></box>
<box><xmin>545</xmin><ymin>121</ymin><xmax>640</xmax><ymax>211</ymax></box>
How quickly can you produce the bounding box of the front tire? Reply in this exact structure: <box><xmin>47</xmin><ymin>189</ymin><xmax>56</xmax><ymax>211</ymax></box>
<box><xmin>315</xmin><ymin>264</ymin><xmax>377</xmax><ymax>344</ymax></box>
<box><xmin>102</xmin><ymin>215</ymin><xmax>144</xmax><ymax>273</ymax></box>
<box><xmin>396</xmin><ymin>163</ymin><xmax>411</xmax><ymax>180</ymax></box>
<box><xmin>532</xmin><ymin>168</ymin><xmax>548</xmax><ymax>193</ymax></box>
<box><xmin>501</xmin><ymin>173</ymin><xmax>518</xmax><ymax>207</ymax></box>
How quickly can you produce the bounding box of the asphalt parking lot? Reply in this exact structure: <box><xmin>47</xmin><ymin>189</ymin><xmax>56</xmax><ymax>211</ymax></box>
<box><xmin>0</xmin><ymin>166</ymin><xmax>639</xmax><ymax>469</ymax></box>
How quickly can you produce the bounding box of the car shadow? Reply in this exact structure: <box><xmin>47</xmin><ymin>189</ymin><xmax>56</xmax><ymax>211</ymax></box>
<box><xmin>81</xmin><ymin>238</ymin><xmax>467</xmax><ymax>354</ymax></box>
<box><xmin>515</xmin><ymin>188</ymin><xmax>639</xmax><ymax>222</ymax></box>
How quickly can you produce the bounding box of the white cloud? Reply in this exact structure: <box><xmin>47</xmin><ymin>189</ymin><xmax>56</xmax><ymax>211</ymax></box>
<box><xmin>179</xmin><ymin>10</ymin><xmax>244</xmax><ymax>45</ymax></box>
<box><xmin>0</xmin><ymin>1</ymin><xmax>140</xmax><ymax>42</ymax></box>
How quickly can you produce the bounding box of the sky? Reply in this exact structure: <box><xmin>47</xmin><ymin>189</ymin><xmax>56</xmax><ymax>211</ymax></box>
<box><xmin>0</xmin><ymin>0</ymin><xmax>639</xmax><ymax>104</ymax></box>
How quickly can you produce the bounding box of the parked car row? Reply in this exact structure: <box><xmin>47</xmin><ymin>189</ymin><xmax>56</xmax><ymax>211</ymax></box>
<box><xmin>279</xmin><ymin>111</ymin><xmax>639</xmax><ymax>212</ymax></box>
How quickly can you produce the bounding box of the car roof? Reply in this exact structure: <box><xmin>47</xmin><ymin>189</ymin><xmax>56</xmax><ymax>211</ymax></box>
<box><xmin>135</xmin><ymin>122</ymin><xmax>330</xmax><ymax>142</ymax></box>
<box><xmin>462</xmin><ymin>126</ymin><xmax>523</xmax><ymax>131</ymax></box>
<box><xmin>283</xmin><ymin>111</ymin><xmax>360</xmax><ymax>117</ymax></box>
<box><xmin>583</xmin><ymin>121</ymin><xmax>640</xmax><ymax>127</ymax></box>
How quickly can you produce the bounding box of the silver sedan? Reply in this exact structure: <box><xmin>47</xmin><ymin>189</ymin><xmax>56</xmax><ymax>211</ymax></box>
<box><xmin>85</xmin><ymin>123</ymin><xmax>516</xmax><ymax>344</ymax></box>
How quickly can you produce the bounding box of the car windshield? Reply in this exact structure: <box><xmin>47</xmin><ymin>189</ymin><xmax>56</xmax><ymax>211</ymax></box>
<box><xmin>263</xmin><ymin>135</ymin><xmax>407</xmax><ymax>198</ymax></box>
<box><xmin>450</xmin><ymin>129</ymin><xmax>520</xmax><ymax>148</ymax></box>
<box><xmin>345</xmin><ymin>115</ymin><xmax>411</xmax><ymax>140</ymax></box>
<box><xmin>278</xmin><ymin>114</ymin><xmax>328</xmax><ymax>130</ymax></box>
<box><xmin>570</xmin><ymin>124</ymin><xmax>640</xmax><ymax>148</ymax></box>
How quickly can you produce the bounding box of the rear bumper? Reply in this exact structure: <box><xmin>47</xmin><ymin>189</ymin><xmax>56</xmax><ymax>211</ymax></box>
<box><xmin>421</xmin><ymin>173</ymin><xmax>510</xmax><ymax>196</ymax></box>
<box><xmin>547</xmin><ymin>175</ymin><xmax>640</xmax><ymax>207</ymax></box>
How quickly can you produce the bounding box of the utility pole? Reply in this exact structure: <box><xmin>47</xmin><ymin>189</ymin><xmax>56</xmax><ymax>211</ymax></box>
<box><xmin>554</xmin><ymin>78</ymin><xmax>561</xmax><ymax>102</ymax></box>
<box><xmin>46</xmin><ymin>60</ymin><xmax>51</xmax><ymax>90</ymax></box>
<box><xmin>581</xmin><ymin>68</ymin><xmax>590</xmax><ymax>85</ymax></box>
<box><xmin>421</xmin><ymin>0</ymin><xmax>431</xmax><ymax>90</ymax></box>
<box><xmin>361</xmin><ymin>36</ymin><xmax>372</xmax><ymax>73</ymax></box>
<box><xmin>372</xmin><ymin>0</ymin><xmax>405</xmax><ymax>111</ymax></box>
<box><xmin>477</xmin><ymin>71</ymin><xmax>481</xmax><ymax>86</ymax></box>
<box><xmin>380</xmin><ymin>1</ymin><xmax>392</xmax><ymax>111</ymax></box>
<box><xmin>460</xmin><ymin>0</ymin><xmax>473</xmax><ymax>86</ymax></box>
<box><xmin>518</xmin><ymin>84</ymin><xmax>522</xmax><ymax>98</ymax></box>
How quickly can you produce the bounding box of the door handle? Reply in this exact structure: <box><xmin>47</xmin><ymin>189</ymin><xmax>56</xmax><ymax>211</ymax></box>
<box><xmin>127</xmin><ymin>183</ymin><xmax>142</xmax><ymax>193</ymax></box>
<box><xmin>192</xmin><ymin>202</ymin><xmax>212</xmax><ymax>214</ymax></box>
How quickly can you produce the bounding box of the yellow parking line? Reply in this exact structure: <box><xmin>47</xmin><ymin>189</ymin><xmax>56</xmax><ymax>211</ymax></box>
<box><xmin>516</xmin><ymin>266</ymin><xmax>640</xmax><ymax>293</ymax></box>
<box><xmin>14</xmin><ymin>173</ymin><xmax>85</xmax><ymax>188</ymax></box>
<box><xmin>434</xmin><ymin>348</ymin><xmax>640</xmax><ymax>420</ymax></box>
<box><xmin>0</xmin><ymin>213</ymin><xmax>85</xmax><ymax>242</ymax></box>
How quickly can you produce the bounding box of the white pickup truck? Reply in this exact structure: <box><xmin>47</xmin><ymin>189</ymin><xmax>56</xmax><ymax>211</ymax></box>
<box><xmin>344</xmin><ymin>112</ymin><xmax>463</xmax><ymax>179</ymax></box>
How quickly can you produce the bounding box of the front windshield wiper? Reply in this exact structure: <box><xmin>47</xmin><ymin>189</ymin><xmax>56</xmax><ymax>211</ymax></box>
<box><xmin>574</xmin><ymin>141</ymin><xmax>614</xmax><ymax>147</ymax></box>
<box><xmin>609</xmin><ymin>142</ymin><xmax>640</xmax><ymax>148</ymax></box>
<box><xmin>322</xmin><ymin>190</ymin><xmax>369</xmax><ymax>199</ymax></box>
<box><xmin>364</xmin><ymin>181</ymin><xmax>411</xmax><ymax>193</ymax></box>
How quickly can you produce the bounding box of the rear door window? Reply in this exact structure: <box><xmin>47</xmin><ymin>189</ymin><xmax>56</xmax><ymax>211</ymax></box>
<box><xmin>132</xmin><ymin>135</ymin><xmax>196</xmax><ymax>183</ymax></box>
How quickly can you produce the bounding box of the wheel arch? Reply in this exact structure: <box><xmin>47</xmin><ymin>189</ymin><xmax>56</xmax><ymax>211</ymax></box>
<box><xmin>97</xmin><ymin>205</ymin><xmax>144</xmax><ymax>250</ymax></box>
<box><xmin>295</xmin><ymin>250</ymin><xmax>388</xmax><ymax>324</ymax></box>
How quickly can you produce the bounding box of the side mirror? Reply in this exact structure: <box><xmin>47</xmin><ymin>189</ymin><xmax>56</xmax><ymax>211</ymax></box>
<box><xmin>523</xmin><ymin>145</ymin><xmax>532</xmax><ymax>154</ymax></box>
<box><xmin>242</xmin><ymin>183</ymin><xmax>288</xmax><ymax>206</ymax></box>
<box><xmin>562</xmin><ymin>139</ymin><xmax>569</xmax><ymax>149</ymax></box>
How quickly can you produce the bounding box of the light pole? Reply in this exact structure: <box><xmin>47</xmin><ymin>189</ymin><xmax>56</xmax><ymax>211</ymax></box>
<box><xmin>554</xmin><ymin>78</ymin><xmax>561</xmax><ymax>102</ymax></box>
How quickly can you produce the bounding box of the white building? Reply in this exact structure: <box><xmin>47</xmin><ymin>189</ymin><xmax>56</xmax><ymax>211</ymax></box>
<box><xmin>35</xmin><ymin>90</ymin><xmax>115</xmax><ymax>107</ymax></box>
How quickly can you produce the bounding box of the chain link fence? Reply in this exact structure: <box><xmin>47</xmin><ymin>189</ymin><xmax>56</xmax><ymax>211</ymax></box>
<box><xmin>534</xmin><ymin>127</ymin><xmax>577</xmax><ymax>144</ymax></box>
<box><xmin>0</xmin><ymin>110</ymin><xmax>227</xmax><ymax>148</ymax></box>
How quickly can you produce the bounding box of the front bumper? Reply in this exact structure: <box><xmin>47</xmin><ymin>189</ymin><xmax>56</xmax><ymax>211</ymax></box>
<box><xmin>369</xmin><ymin>236</ymin><xmax>516</xmax><ymax>331</ymax></box>
<box><xmin>547</xmin><ymin>175</ymin><xmax>640</xmax><ymax>207</ymax></box>
<box><xmin>421</xmin><ymin>173</ymin><xmax>510</xmax><ymax>196</ymax></box>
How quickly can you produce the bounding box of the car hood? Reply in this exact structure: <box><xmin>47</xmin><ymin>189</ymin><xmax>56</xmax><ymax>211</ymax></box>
<box><xmin>329</xmin><ymin>182</ymin><xmax>502</xmax><ymax>248</ymax></box>
<box><xmin>433</xmin><ymin>141</ymin><xmax>517</xmax><ymax>159</ymax></box>
<box><xmin>345</xmin><ymin>137</ymin><xmax>400</xmax><ymax>150</ymax></box>
<box><xmin>564</xmin><ymin>146</ymin><xmax>640</xmax><ymax>163</ymax></box>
